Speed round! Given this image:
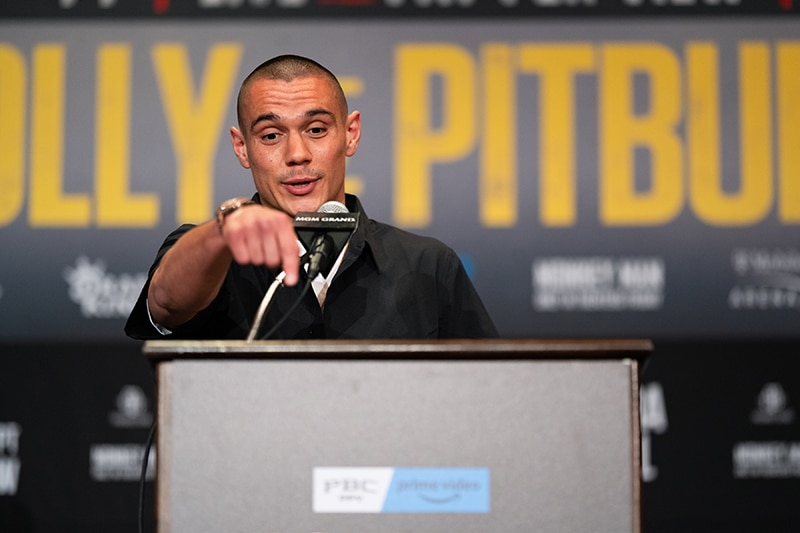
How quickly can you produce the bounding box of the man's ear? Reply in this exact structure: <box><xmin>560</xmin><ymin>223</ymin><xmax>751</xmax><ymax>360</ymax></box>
<box><xmin>345</xmin><ymin>110</ymin><xmax>361</xmax><ymax>157</ymax></box>
<box><xmin>230</xmin><ymin>126</ymin><xmax>251</xmax><ymax>169</ymax></box>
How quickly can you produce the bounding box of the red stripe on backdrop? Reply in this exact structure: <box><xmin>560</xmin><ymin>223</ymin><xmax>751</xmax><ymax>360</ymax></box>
<box><xmin>154</xmin><ymin>0</ymin><xmax>170</xmax><ymax>14</ymax></box>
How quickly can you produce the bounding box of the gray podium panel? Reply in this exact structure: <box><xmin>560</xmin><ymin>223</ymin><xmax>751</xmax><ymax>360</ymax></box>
<box><xmin>145</xmin><ymin>340</ymin><xmax>648</xmax><ymax>533</ymax></box>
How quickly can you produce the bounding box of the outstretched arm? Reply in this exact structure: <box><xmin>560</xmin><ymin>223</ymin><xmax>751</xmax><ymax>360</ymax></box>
<box><xmin>147</xmin><ymin>203</ymin><xmax>300</xmax><ymax>329</ymax></box>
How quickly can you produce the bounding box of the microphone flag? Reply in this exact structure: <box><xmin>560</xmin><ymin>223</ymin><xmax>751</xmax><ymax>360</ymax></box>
<box><xmin>294</xmin><ymin>201</ymin><xmax>358</xmax><ymax>278</ymax></box>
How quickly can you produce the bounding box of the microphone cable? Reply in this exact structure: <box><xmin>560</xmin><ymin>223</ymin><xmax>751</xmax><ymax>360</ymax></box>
<box><xmin>258</xmin><ymin>275</ymin><xmax>313</xmax><ymax>340</ymax></box>
<box><xmin>246</xmin><ymin>271</ymin><xmax>287</xmax><ymax>341</ymax></box>
<box><xmin>138</xmin><ymin>418</ymin><xmax>156</xmax><ymax>533</ymax></box>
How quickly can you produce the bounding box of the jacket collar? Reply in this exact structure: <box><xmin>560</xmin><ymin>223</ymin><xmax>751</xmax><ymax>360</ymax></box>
<box><xmin>343</xmin><ymin>193</ymin><xmax>386</xmax><ymax>275</ymax></box>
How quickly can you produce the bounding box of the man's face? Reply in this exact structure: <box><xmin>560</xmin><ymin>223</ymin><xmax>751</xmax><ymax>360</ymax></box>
<box><xmin>230</xmin><ymin>75</ymin><xmax>360</xmax><ymax>216</ymax></box>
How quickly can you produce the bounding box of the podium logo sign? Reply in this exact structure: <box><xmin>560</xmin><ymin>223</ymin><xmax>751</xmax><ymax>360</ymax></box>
<box><xmin>313</xmin><ymin>467</ymin><xmax>490</xmax><ymax>513</ymax></box>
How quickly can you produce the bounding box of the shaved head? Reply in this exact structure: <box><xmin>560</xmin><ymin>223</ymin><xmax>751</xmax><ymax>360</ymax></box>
<box><xmin>237</xmin><ymin>54</ymin><xmax>348</xmax><ymax>131</ymax></box>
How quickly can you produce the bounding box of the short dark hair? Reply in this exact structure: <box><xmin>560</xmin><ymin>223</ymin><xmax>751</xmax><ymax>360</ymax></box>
<box><xmin>236</xmin><ymin>54</ymin><xmax>348</xmax><ymax>130</ymax></box>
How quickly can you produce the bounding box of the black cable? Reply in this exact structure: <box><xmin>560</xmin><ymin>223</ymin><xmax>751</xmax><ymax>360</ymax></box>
<box><xmin>138</xmin><ymin>419</ymin><xmax>156</xmax><ymax>533</ymax></box>
<box><xmin>259</xmin><ymin>276</ymin><xmax>313</xmax><ymax>340</ymax></box>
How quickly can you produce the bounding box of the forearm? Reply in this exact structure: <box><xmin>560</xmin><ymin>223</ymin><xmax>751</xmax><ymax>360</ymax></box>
<box><xmin>147</xmin><ymin>220</ymin><xmax>232</xmax><ymax>328</ymax></box>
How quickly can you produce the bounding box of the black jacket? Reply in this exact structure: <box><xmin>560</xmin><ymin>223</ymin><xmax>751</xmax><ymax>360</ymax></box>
<box><xmin>125</xmin><ymin>194</ymin><xmax>498</xmax><ymax>340</ymax></box>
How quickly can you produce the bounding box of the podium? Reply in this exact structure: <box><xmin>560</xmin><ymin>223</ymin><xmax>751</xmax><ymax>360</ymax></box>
<box><xmin>144</xmin><ymin>338</ymin><xmax>651</xmax><ymax>533</ymax></box>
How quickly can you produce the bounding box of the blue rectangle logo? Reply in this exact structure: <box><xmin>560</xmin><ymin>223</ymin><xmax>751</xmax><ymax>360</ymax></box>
<box><xmin>383</xmin><ymin>467</ymin><xmax>490</xmax><ymax>513</ymax></box>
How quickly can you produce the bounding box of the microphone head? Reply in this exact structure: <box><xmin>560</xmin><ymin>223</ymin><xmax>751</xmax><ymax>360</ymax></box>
<box><xmin>294</xmin><ymin>200</ymin><xmax>359</xmax><ymax>278</ymax></box>
<box><xmin>316</xmin><ymin>200</ymin><xmax>348</xmax><ymax>214</ymax></box>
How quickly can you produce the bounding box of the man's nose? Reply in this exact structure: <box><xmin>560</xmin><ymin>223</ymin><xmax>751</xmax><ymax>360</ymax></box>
<box><xmin>286</xmin><ymin>132</ymin><xmax>311</xmax><ymax>165</ymax></box>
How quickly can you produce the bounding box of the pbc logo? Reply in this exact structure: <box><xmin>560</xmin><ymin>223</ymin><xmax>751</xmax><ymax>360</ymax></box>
<box><xmin>313</xmin><ymin>467</ymin><xmax>393</xmax><ymax>512</ymax></box>
<box><xmin>323</xmin><ymin>478</ymin><xmax>379</xmax><ymax>499</ymax></box>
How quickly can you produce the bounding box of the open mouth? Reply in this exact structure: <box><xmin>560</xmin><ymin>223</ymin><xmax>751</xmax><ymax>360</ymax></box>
<box><xmin>285</xmin><ymin>177</ymin><xmax>318</xmax><ymax>194</ymax></box>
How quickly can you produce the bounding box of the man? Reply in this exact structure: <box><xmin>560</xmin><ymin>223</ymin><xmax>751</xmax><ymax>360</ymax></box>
<box><xmin>125</xmin><ymin>54</ymin><xmax>497</xmax><ymax>340</ymax></box>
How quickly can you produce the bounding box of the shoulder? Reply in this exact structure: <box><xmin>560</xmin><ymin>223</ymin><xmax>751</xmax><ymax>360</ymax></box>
<box><xmin>364</xmin><ymin>218</ymin><xmax>463</xmax><ymax>277</ymax></box>
<box><xmin>346</xmin><ymin>194</ymin><xmax>460</xmax><ymax>269</ymax></box>
<box><xmin>369</xmin><ymin>219</ymin><xmax>454</xmax><ymax>254</ymax></box>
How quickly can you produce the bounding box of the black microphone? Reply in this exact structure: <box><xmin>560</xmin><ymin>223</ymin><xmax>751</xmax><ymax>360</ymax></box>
<box><xmin>294</xmin><ymin>201</ymin><xmax>358</xmax><ymax>279</ymax></box>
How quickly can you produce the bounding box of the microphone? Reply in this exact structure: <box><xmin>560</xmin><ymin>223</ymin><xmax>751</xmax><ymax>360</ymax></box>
<box><xmin>247</xmin><ymin>201</ymin><xmax>357</xmax><ymax>341</ymax></box>
<box><xmin>294</xmin><ymin>201</ymin><xmax>358</xmax><ymax>279</ymax></box>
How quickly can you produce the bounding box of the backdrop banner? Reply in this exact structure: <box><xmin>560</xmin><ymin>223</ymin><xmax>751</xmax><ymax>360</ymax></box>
<box><xmin>1</xmin><ymin>18</ymin><xmax>798</xmax><ymax>341</ymax></box>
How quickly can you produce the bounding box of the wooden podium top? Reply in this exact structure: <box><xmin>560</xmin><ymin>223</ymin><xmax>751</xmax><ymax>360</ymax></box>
<box><xmin>143</xmin><ymin>338</ymin><xmax>653</xmax><ymax>363</ymax></box>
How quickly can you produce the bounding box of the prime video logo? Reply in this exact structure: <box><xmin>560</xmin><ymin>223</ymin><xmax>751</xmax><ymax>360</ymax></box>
<box><xmin>313</xmin><ymin>467</ymin><xmax>490</xmax><ymax>513</ymax></box>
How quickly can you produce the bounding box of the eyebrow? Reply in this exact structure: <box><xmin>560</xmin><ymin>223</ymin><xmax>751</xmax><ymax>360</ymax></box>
<box><xmin>249</xmin><ymin>108</ymin><xmax>336</xmax><ymax>133</ymax></box>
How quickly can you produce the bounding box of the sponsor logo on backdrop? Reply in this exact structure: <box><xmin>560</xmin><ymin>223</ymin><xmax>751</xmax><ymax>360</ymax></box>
<box><xmin>728</xmin><ymin>248</ymin><xmax>800</xmax><ymax>311</ymax></box>
<box><xmin>640</xmin><ymin>382</ymin><xmax>668</xmax><ymax>482</ymax></box>
<box><xmin>732</xmin><ymin>381</ymin><xmax>800</xmax><ymax>478</ymax></box>
<box><xmin>732</xmin><ymin>441</ymin><xmax>800</xmax><ymax>478</ymax></box>
<box><xmin>532</xmin><ymin>256</ymin><xmax>664</xmax><ymax>311</ymax></box>
<box><xmin>0</xmin><ymin>422</ymin><xmax>22</xmax><ymax>496</ymax></box>
<box><xmin>750</xmin><ymin>382</ymin><xmax>795</xmax><ymax>425</ymax></box>
<box><xmin>63</xmin><ymin>256</ymin><xmax>146</xmax><ymax>319</ymax></box>
<box><xmin>90</xmin><ymin>444</ymin><xmax>155</xmax><ymax>482</ymax></box>
<box><xmin>313</xmin><ymin>467</ymin><xmax>490</xmax><ymax>513</ymax></box>
<box><xmin>89</xmin><ymin>385</ymin><xmax>155</xmax><ymax>482</ymax></box>
<box><xmin>109</xmin><ymin>385</ymin><xmax>153</xmax><ymax>429</ymax></box>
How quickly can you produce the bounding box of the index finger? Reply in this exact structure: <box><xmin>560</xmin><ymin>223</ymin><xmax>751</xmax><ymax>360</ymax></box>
<box><xmin>276</xmin><ymin>224</ymin><xmax>300</xmax><ymax>286</ymax></box>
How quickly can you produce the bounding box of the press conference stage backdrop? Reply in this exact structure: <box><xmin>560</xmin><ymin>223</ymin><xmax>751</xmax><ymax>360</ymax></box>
<box><xmin>1</xmin><ymin>1</ymin><xmax>799</xmax><ymax>531</ymax></box>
